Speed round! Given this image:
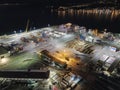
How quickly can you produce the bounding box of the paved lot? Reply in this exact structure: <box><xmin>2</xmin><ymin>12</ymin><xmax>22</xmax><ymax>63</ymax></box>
<box><xmin>0</xmin><ymin>26</ymin><xmax>120</xmax><ymax>90</ymax></box>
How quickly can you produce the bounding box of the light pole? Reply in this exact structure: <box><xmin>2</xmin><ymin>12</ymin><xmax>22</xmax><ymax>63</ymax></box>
<box><xmin>14</xmin><ymin>30</ymin><xmax>16</xmax><ymax>34</ymax></box>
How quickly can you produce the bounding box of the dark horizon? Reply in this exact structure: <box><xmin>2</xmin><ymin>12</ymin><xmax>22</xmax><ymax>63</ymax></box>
<box><xmin>0</xmin><ymin>0</ymin><xmax>119</xmax><ymax>7</ymax></box>
<box><xmin>0</xmin><ymin>0</ymin><xmax>98</xmax><ymax>4</ymax></box>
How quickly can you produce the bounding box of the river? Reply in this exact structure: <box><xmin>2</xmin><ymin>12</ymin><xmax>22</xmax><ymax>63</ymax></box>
<box><xmin>0</xmin><ymin>5</ymin><xmax>120</xmax><ymax>35</ymax></box>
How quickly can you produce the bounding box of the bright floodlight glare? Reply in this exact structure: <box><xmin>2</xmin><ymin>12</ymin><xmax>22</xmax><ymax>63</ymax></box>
<box><xmin>63</xmin><ymin>49</ymin><xmax>66</xmax><ymax>52</ymax></box>
<box><xmin>0</xmin><ymin>58</ymin><xmax>9</xmax><ymax>64</ymax></box>
<box><xmin>53</xmin><ymin>41</ymin><xmax>65</xmax><ymax>50</ymax></box>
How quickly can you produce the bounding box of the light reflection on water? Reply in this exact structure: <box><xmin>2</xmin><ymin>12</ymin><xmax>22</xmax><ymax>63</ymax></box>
<box><xmin>0</xmin><ymin>6</ymin><xmax>120</xmax><ymax>35</ymax></box>
<box><xmin>57</xmin><ymin>9</ymin><xmax>120</xmax><ymax>20</ymax></box>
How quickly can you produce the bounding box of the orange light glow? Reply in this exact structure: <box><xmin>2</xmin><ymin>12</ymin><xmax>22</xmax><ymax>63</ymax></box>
<box><xmin>51</xmin><ymin>49</ymin><xmax>80</xmax><ymax>65</ymax></box>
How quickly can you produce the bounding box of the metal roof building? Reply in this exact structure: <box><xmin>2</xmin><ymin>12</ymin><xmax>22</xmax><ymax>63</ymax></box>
<box><xmin>0</xmin><ymin>69</ymin><xmax>50</xmax><ymax>79</ymax></box>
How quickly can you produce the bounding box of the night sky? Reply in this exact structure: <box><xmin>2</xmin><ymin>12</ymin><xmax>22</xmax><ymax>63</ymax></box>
<box><xmin>0</xmin><ymin>0</ymin><xmax>98</xmax><ymax>5</ymax></box>
<box><xmin>0</xmin><ymin>0</ymin><xmax>119</xmax><ymax>7</ymax></box>
<box><xmin>0</xmin><ymin>0</ymin><xmax>97</xmax><ymax>3</ymax></box>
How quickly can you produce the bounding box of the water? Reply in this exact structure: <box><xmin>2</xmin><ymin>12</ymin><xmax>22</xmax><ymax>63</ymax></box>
<box><xmin>0</xmin><ymin>5</ymin><xmax>120</xmax><ymax>35</ymax></box>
